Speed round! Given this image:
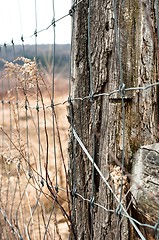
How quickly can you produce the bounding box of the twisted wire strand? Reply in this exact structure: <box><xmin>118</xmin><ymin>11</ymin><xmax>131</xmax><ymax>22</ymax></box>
<box><xmin>1</xmin><ymin>81</ymin><xmax>159</xmax><ymax>108</ymax></box>
<box><xmin>0</xmin><ymin>0</ymin><xmax>159</xmax><ymax>239</ymax></box>
<box><xmin>0</xmin><ymin>0</ymin><xmax>85</xmax><ymax>48</ymax></box>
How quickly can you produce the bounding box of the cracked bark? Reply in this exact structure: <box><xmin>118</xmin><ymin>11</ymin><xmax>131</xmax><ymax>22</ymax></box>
<box><xmin>69</xmin><ymin>1</ymin><xmax>159</xmax><ymax>239</ymax></box>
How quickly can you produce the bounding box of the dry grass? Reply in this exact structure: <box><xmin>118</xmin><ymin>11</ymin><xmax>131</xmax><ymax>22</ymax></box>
<box><xmin>0</xmin><ymin>58</ymin><xmax>70</xmax><ymax>239</ymax></box>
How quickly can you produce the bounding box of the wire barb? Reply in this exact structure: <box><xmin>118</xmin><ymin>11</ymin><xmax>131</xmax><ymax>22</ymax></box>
<box><xmin>119</xmin><ymin>82</ymin><xmax>125</xmax><ymax>96</ymax></box>
<box><xmin>69</xmin><ymin>5</ymin><xmax>75</xmax><ymax>17</ymax></box>
<box><xmin>0</xmin><ymin>0</ymin><xmax>158</xmax><ymax>239</ymax></box>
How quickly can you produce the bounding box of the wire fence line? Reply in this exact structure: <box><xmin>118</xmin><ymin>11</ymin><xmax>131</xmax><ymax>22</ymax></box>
<box><xmin>0</xmin><ymin>0</ymin><xmax>84</xmax><ymax>49</ymax></box>
<box><xmin>0</xmin><ymin>0</ymin><xmax>159</xmax><ymax>240</ymax></box>
<box><xmin>0</xmin><ymin>0</ymin><xmax>76</xmax><ymax>239</ymax></box>
<box><xmin>1</xmin><ymin>80</ymin><xmax>159</xmax><ymax>107</ymax></box>
<box><xmin>72</xmin><ymin>128</ymin><xmax>159</xmax><ymax>240</ymax></box>
<box><xmin>68</xmin><ymin>0</ymin><xmax>159</xmax><ymax>239</ymax></box>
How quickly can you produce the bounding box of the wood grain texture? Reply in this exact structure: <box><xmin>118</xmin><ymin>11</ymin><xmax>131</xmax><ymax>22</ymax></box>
<box><xmin>69</xmin><ymin>0</ymin><xmax>159</xmax><ymax>239</ymax></box>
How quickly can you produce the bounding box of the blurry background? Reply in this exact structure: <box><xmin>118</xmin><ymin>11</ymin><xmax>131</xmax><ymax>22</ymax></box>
<box><xmin>0</xmin><ymin>0</ymin><xmax>72</xmax><ymax>239</ymax></box>
<box><xmin>0</xmin><ymin>0</ymin><xmax>71</xmax><ymax>44</ymax></box>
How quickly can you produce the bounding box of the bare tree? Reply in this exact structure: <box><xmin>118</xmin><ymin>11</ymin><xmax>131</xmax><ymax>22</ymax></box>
<box><xmin>68</xmin><ymin>1</ymin><xmax>159</xmax><ymax>239</ymax></box>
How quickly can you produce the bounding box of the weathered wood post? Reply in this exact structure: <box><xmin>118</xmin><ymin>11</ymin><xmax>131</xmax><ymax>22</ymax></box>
<box><xmin>68</xmin><ymin>1</ymin><xmax>159</xmax><ymax>239</ymax></box>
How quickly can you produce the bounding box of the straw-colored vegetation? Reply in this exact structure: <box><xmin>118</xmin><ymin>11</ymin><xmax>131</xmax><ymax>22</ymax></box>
<box><xmin>0</xmin><ymin>57</ymin><xmax>69</xmax><ymax>239</ymax></box>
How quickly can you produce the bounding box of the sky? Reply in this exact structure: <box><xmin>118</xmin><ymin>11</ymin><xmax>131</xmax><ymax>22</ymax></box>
<box><xmin>0</xmin><ymin>0</ymin><xmax>72</xmax><ymax>45</ymax></box>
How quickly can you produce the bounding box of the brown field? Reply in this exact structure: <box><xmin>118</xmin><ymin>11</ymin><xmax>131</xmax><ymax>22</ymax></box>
<box><xmin>0</xmin><ymin>59</ymin><xmax>70</xmax><ymax>239</ymax></box>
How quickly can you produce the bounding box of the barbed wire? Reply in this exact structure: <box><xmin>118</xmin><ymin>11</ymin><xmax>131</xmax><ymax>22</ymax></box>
<box><xmin>1</xmin><ymin>80</ymin><xmax>159</xmax><ymax>108</ymax></box>
<box><xmin>0</xmin><ymin>79</ymin><xmax>159</xmax><ymax>239</ymax></box>
<box><xmin>0</xmin><ymin>0</ymin><xmax>84</xmax><ymax>48</ymax></box>
<box><xmin>13</xmin><ymin>165</ymin><xmax>159</xmax><ymax>234</ymax></box>
<box><xmin>0</xmin><ymin>169</ymin><xmax>158</xmax><ymax>238</ymax></box>
<box><xmin>0</xmin><ymin>0</ymin><xmax>159</xmax><ymax>239</ymax></box>
<box><xmin>0</xmin><ymin>0</ymin><xmax>74</xmax><ymax>239</ymax></box>
<box><xmin>67</xmin><ymin>0</ymin><xmax>159</xmax><ymax>239</ymax></box>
